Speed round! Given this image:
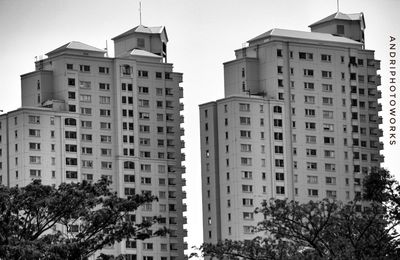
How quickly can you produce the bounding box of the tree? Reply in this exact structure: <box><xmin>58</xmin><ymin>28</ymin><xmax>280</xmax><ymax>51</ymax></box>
<box><xmin>0</xmin><ymin>178</ymin><xmax>166</xmax><ymax>260</ymax></box>
<box><xmin>195</xmin><ymin>169</ymin><xmax>400</xmax><ymax>260</ymax></box>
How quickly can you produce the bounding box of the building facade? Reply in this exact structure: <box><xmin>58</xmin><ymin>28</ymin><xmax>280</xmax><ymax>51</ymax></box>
<box><xmin>200</xmin><ymin>12</ymin><xmax>382</xmax><ymax>243</ymax></box>
<box><xmin>0</xmin><ymin>25</ymin><xmax>187</xmax><ymax>260</ymax></box>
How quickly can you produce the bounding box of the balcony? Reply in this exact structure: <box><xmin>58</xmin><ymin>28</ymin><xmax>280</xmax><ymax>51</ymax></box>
<box><xmin>181</xmin><ymin>166</ymin><xmax>186</xmax><ymax>174</ymax></box>
<box><xmin>183</xmin><ymin>229</ymin><xmax>188</xmax><ymax>237</ymax></box>
<box><xmin>179</xmin><ymin>103</ymin><xmax>184</xmax><ymax>111</ymax></box>
<box><xmin>375</xmin><ymin>60</ymin><xmax>381</xmax><ymax>70</ymax></box>
<box><xmin>379</xmin><ymin>141</ymin><xmax>384</xmax><ymax>150</ymax></box>
<box><xmin>378</xmin><ymin>129</ymin><xmax>384</xmax><ymax>137</ymax></box>
<box><xmin>179</xmin><ymin>87</ymin><xmax>184</xmax><ymax>98</ymax></box>
<box><xmin>180</xmin><ymin>140</ymin><xmax>185</xmax><ymax>148</ymax></box>
<box><xmin>378</xmin><ymin>116</ymin><xmax>383</xmax><ymax>124</ymax></box>
<box><xmin>181</xmin><ymin>153</ymin><xmax>186</xmax><ymax>161</ymax></box>
<box><xmin>182</xmin><ymin>178</ymin><xmax>186</xmax><ymax>186</ymax></box>
<box><xmin>377</xmin><ymin>90</ymin><xmax>382</xmax><ymax>99</ymax></box>
<box><xmin>180</xmin><ymin>128</ymin><xmax>185</xmax><ymax>136</ymax></box>
<box><xmin>379</xmin><ymin>154</ymin><xmax>385</xmax><ymax>162</ymax></box>
<box><xmin>180</xmin><ymin>115</ymin><xmax>185</xmax><ymax>123</ymax></box>
<box><xmin>376</xmin><ymin>75</ymin><xmax>381</xmax><ymax>86</ymax></box>
<box><xmin>378</xmin><ymin>103</ymin><xmax>382</xmax><ymax>111</ymax></box>
<box><xmin>183</xmin><ymin>216</ymin><xmax>187</xmax><ymax>224</ymax></box>
<box><xmin>182</xmin><ymin>191</ymin><xmax>187</xmax><ymax>199</ymax></box>
<box><xmin>184</xmin><ymin>242</ymin><xmax>188</xmax><ymax>250</ymax></box>
<box><xmin>182</xmin><ymin>203</ymin><xmax>187</xmax><ymax>211</ymax></box>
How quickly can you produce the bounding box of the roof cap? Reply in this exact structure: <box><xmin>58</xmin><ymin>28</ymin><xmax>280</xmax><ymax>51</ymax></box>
<box><xmin>46</xmin><ymin>41</ymin><xmax>105</xmax><ymax>56</ymax></box>
<box><xmin>309</xmin><ymin>12</ymin><xmax>364</xmax><ymax>27</ymax></box>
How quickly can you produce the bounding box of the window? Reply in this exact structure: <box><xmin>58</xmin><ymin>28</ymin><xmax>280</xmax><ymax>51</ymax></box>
<box><xmin>240</xmin><ymin>130</ymin><xmax>251</xmax><ymax>138</ymax></box>
<box><xmin>307</xmin><ymin>175</ymin><xmax>318</xmax><ymax>184</ymax></box>
<box><xmin>81</xmin><ymin>134</ymin><xmax>92</xmax><ymax>142</ymax></box>
<box><xmin>240</xmin><ymin>144</ymin><xmax>252</xmax><ymax>152</ymax></box>
<box><xmin>28</xmin><ymin>115</ymin><xmax>40</xmax><ymax>124</ymax></box>
<box><xmin>274</xmin><ymin>119</ymin><xmax>283</xmax><ymax>127</ymax></box>
<box><xmin>303</xmin><ymin>69</ymin><xmax>314</xmax><ymax>77</ymax></box>
<box><xmin>242</xmin><ymin>198</ymin><xmax>253</xmax><ymax>206</ymax></box>
<box><xmin>239</xmin><ymin>103</ymin><xmax>250</xmax><ymax>112</ymax></box>
<box><xmin>100</xmin><ymin>109</ymin><xmax>111</xmax><ymax>117</ymax></box>
<box><xmin>121</xmin><ymin>65</ymin><xmax>131</xmax><ymax>76</ymax></box>
<box><xmin>275</xmin><ymin>159</ymin><xmax>284</xmax><ymax>167</ymax></box>
<box><xmin>240</xmin><ymin>117</ymin><xmax>251</xmax><ymax>125</ymax></box>
<box><xmin>304</xmin><ymin>82</ymin><xmax>314</xmax><ymax>90</ymax></box>
<box><xmin>306</xmin><ymin>135</ymin><xmax>316</xmax><ymax>144</ymax></box>
<box><xmin>80</xmin><ymin>107</ymin><xmax>92</xmax><ymax>115</ymax></box>
<box><xmin>307</xmin><ymin>162</ymin><xmax>317</xmax><ymax>170</ymax></box>
<box><xmin>321</xmin><ymin>54</ymin><xmax>332</xmax><ymax>62</ymax></box>
<box><xmin>65</xmin><ymin>131</ymin><xmax>77</xmax><ymax>139</ymax></box>
<box><xmin>276</xmin><ymin>172</ymin><xmax>284</xmax><ymax>181</ymax></box>
<box><xmin>306</xmin><ymin>149</ymin><xmax>317</xmax><ymax>156</ymax></box>
<box><xmin>276</xmin><ymin>186</ymin><xmax>285</xmax><ymax>195</ymax></box>
<box><xmin>79</xmin><ymin>81</ymin><xmax>91</xmax><ymax>89</ymax></box>
<box><xmin>99</xmin><ymin>83</ymin><xmax>110</xmax><ymax>90</ymax></box>
<box><xmin>274</xmin><ymin>145</ymin><xmax>284</xmax><ymax>154</ymax></box>
<box><xmin>66</xmin><ymin>171</ymin><xmax>78</xmax><ymax>179</ymax></box>
<box><xmin>305</xmin><ymin>109</ymin><xmax>315</xmax><ymax>117</ymax></box>
<box><xmin>98</xmin><ymin>66</ymin><xmax>109</xmax><ymax>74</ymax></box>
<box><xmin>99</xmin><ymin>96</ymin><xmax>111</xmax><ymax>104</ymax></box>
<box><xmin>326</xmin><ymin>177</ymin><xmax>336</xmax><ymax>185</ymax></box>
<box><xmin>304</xmin><ymin>95</ymin><xmax>315</xmax><ymax>104</ymax></box>
<box><xmin>241</xmin><ymin>157</ymin><xmax>252</xmax><ymax>166</ymax></box>
<box><xmin>277</xmin><ymin>49</ymin><xmax>283</xmax><ymax>57</ymax></box>
<box><xmin>322</xmin><ymin>97</ymin><xmax>333</xmax><ymax>105</ymax></box>
<box><xmin>81</xmin><ymin>147</ymin><xmax>93</xmax><ymax>155</ymax></box>
<box><xmin>274</xmin><ymin>132</ymin><xmax>283</xmax><ymax>140</ymax></box>
<box><xmin>323</xmin><ymin>110</ymin><xmax>333</xmax><ymax>119</ymax></box>
<box><xmin>30</xmin><ymin>169</ymin><xmax>41</xmax><ymax>177</ymax></box>
<box><xmin>324</xmin><ymin>137</ymin><xmax>335</xmax><ymax>144</ymax></box>
<box><xmin>273</xmin><ymin>106</ymin><xmax>282</xmax><ymax>113</ymax></box>
<box><xmin>101</xmin><ymin>161</ymin><xmax>112</xmax><ymax>169</ymax></box>
<box><xmin>29</xmin><ymin>156</ymin><xmax>41</xmax><ymax>164</ymax></box>
<box><xmin>79</xmin><ymin>65</ymin><xmax>90</xmax><ymax>72</ymax></box>
<box><xmin>299</xmin><ymin>52</ymin><xmax>313</xmax><ymax>60</ymax></box>
<box><xmin>321</xmin><ymin>71</ymin><xmax>332</xmax><ymax>78</ymax></box>
<box><xmin>305</xmin><ymin>122</ymin><xmax>316</xmax><ymax>130</ymax></box>
<box><xmin>337</xmin><ymin>25</ymin><xmax>345</xmax><ymax>35</ymax></box>
<box><xmin>326</xmin><ymin>190</ymin><xmax>337</xmax><ymax>199</ymax></box>
<box><xmin>68</xmin><ymin>78</ymin><xmax>75</xmax><ymax>86</ymax></box>
<box><xmin>242</xmin><ymin>185</ymin><xmax>253</xmax><ymax>193</ymax></box>
<box><xmin>242</xmin><ymin>171</ymin><xmax>252</xmax><ymax>179</ymax></box>
<box><xmin>138</xmin><ymin>70</ymin><xmax>149</xmax><ymax>77</ymax></box>
<box><xmin>100</xmin><ymin>122</ymin><xmax>111</xmax><ymax>130</ymax></box>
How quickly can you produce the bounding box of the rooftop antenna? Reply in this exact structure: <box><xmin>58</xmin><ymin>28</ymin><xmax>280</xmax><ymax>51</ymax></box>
<box><xmin>105</xmin><ymin>40</ymin><xmax>109</xmax><ymax>57</ymax></box>
<box><xmin>139</xmin><ymin>1</ymin><xmax>142</xmax><ymax>25</ymax></box>
<box><xmin>337</xmin><ymin>0</ymin><xmax>340</xmax><ymax>13</ymax></box>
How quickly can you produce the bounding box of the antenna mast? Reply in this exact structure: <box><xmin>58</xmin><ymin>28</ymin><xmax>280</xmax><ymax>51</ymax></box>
<box><xmin>337</xmin><ymin>0</ymin><xmax>340</xmax><ymax>12</ymax></box>
<box><xmin>139</xmin><ymin>1</ymin><xmax>142</xmax><ymax>25</ymax></box>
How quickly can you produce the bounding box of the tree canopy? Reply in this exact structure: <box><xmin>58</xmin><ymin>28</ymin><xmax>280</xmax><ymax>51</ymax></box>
<box><xmin>0</xmin><ymin>178</ymin><xmax>165</xmax><ymax>260</ymax></box>
<box><xmin>194</xmin><ymin>168</ymin><xmax>400</xmax><ymax>260</ymax></box>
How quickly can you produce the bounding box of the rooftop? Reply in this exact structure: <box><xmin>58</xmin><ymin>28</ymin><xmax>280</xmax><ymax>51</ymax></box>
<box><xmin>309</xmin><ymin>12</ymin><xmax>364</xmax><ymax>27</ymax></box>
<box><xmin>46</xmin><ymin>41</ymin><xmax>105</xmax><ymax>56</ymax></box>
<box><xmin>248</xmin><ymin>28</ymin><xmax>362</xmax><ymax>46</ymax></box>
<box><xmin>112</xmin><ymin>25</ymin><xmax>166</xmax><ymax>41</ymax></box>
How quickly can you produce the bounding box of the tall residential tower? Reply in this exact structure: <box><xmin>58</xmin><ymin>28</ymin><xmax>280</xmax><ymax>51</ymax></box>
<box><xmin>0</xmin><ymin>25</ymin><xmax>187</xmax><ymax>260</ymax></box>
<box><xmin>200</xmin><ymin>12</ymin><xmax>382</xmax><ymax>243</ymax></box>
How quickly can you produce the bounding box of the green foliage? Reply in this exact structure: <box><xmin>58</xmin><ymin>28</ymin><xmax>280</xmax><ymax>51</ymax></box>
<box><xmin>0</xmin><ymin>178</ymin><xmax>165</xmax><ymax>260</ymax></box>
<box><xmin>195</xmin><ymin>168</ymin><xmax>400</xmax><ymax>260</ymax></box>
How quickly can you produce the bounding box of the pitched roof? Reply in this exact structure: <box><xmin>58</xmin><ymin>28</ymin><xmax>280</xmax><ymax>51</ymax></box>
<box><xmin>130</xmin><ymin>49</ymin><xmax>162</xmax><ymax>58</ymax></box>
<box><xmin>248</xmin><ymin>28</ymin><xmax>362</xmax><ymax>45</ymax></box>
<box><xmin>46</xmin><ymin>41</ymin><xmax>105</xmax><ymax>56</ymax></box>
<box><xmin>112</xmin><ymin>25</ymin><xmax>165</xmax><ymax>40</ymax></box>
<box><xmin>309</xmin><ymin>12</ymin><xmax>363</xmax><ymax>27</ymax></box>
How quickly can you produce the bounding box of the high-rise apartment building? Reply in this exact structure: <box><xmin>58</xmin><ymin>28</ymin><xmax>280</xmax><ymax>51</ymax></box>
<box><xmin>200</xmin><ymin>12</ymin><xmax>382</xmax><ymax>243</ymax></box>
<box><xmin>0</xmin><ymin>25</ymin><xmax>187</xmax><ymax>259</ymax></box>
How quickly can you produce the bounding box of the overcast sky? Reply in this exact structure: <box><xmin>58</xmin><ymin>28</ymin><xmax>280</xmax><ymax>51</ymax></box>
<box><xmin>0</xmin><ymin>0</ymin><xmax>399</xmax><ymax>257</ymax></box>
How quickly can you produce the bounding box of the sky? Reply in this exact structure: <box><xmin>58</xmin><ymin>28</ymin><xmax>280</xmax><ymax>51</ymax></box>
<box><xmin>0</xmin><ymin>0</ymin><xmax>399</xmax><ymax>257</ymax></box>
